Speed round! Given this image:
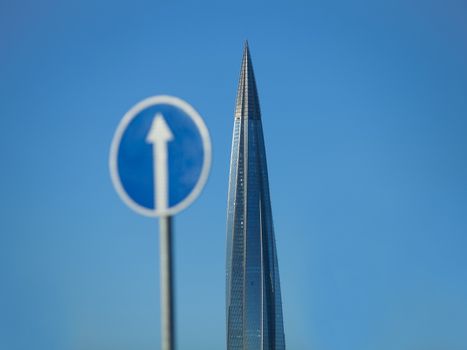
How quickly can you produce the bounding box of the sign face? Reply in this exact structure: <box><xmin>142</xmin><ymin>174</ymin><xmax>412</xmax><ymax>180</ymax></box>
<box><xmin>110</xmin><ymin>95</ymin><xmax>211</xmax><ymax>217</ymax></box>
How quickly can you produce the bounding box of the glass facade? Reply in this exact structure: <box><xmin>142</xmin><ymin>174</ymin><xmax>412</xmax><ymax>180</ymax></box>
<box><xmin>226</xmin><ymin>43</ymin><xmax>285</xmax><ymax>350</ymax></box>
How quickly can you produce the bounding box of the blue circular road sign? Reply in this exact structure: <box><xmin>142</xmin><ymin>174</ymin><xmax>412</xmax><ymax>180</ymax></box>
<box><xmin>110</xmin><ymin>95</ymin><xmax>211</xmax><ymax>217</ymax></box>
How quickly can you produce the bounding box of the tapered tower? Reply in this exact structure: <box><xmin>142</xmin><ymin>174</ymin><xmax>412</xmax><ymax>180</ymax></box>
<box><xmin>226</xmin><ymin>42</ymin><xmax>286</xmax><ymax>350</ymax></box>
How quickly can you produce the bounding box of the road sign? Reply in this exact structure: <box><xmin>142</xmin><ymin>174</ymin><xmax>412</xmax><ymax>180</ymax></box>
<box><xmin>109</xmin><ymin>95</ymin><xmax>211</xmax><ymax>217</ymax></box>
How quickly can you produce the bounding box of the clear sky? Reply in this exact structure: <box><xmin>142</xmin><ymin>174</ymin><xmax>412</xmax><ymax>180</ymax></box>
<box><xmin>1</xmin><ymin>1</ymin><xmax>467</xmax><ymax>349</ymax></box>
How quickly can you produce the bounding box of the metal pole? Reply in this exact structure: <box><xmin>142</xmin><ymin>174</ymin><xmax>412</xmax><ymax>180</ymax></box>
<box><xmin>159</xmin><ymin>215</ymin><xmax>175</xmax><ymax>350</ymax></box>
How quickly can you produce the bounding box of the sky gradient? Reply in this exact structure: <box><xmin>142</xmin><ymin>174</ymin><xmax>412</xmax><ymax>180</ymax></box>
<box><xmin>1</xmin><ymin>1</ymin><xmax>467</xmax><ymax>349</ymax></box>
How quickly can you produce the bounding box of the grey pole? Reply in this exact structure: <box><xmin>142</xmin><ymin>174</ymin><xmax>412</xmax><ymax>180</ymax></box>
<box><xmin>159</xmin><ymin>215</ymin><xmax>175</xmax><ymax>350</ymax></box>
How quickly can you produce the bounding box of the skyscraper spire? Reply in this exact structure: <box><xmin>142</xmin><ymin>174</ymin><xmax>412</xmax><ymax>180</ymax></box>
<box><xmin>226</xmin><ymin>44</ymin><xmax>286</xmax><ymax>350</ymax></box>
<box><xmin>235</xmin><ymin>41</ymin><xmax>261</xmax><ymax>120</ymax></box>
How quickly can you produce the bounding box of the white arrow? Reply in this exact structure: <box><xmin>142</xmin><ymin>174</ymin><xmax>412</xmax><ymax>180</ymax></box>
<box><xmin>146</xmin><ymin>113</ymin><xmax>174</xmax><ymax>212</ymax></box>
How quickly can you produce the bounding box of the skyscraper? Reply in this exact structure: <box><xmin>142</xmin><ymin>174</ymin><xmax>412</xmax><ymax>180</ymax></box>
<box><xmin>226</xmin><ymin>43</ymin><xmax>286</xmax><ymax>350</ymax></box>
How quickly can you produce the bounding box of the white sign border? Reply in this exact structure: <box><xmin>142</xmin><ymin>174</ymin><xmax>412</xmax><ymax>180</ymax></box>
<box><xmin>109</xmin><ymin>95</ymin><xmax>212</xmax><ymax>217</ymax></box>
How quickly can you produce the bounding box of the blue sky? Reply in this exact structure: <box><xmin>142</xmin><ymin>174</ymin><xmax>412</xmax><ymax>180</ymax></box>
<box><xmin>1</xmin><ymin>1</ymin><xmax>467</xmax><ymax>349</ymax></box>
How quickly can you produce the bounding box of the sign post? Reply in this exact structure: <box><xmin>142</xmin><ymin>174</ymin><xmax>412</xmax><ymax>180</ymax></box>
<box><xmin>159</xmin><ymin>215</ymin><xmax>174</xmax><ymax>350</ymax></box>
<box><xmin>109</xmin><ymin>95</ymin><xmax>211</xmax><ymax>350</ymax></box>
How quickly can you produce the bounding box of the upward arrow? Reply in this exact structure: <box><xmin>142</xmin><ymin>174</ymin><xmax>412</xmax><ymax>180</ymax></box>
<box><xmin>146</xmin><ymin>113</ymin><xmax>174</xmax><ymax>212</ymax></box>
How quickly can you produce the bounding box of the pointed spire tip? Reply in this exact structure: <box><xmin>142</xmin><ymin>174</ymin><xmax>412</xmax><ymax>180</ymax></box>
<box><xmin>243</xmin><ymin>40</ymin><xmax>250</xmax><ymax>56</ymax></box>
<box><xmin>234</xmin><ymin>40</ymin><xmax>261</xmax><ymax>120</ymax></box>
